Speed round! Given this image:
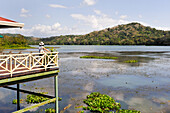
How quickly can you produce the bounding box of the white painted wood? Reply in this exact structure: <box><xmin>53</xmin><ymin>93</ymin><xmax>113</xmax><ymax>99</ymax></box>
<box><xmin>0</xmin><ymin>52</ymin><xmax>59</xmax><ymax>77</ymax></box>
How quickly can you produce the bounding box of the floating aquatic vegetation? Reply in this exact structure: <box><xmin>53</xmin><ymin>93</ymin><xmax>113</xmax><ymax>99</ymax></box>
<box><xmin>77</xmin><ymin>111</ymin><xmax>84</xmax><ymax>113</ymax></box>
<box><xmin>80</xmin><ymin>56</ymin><xmax>118</xmax><ymax>59</ymax></box>
<box><xmin>25</xmin><ymin>92</ymin><xmax>62</xmax><ymax>104</ymax></box>
<box><xmin>124</xmin><ymin>60</ymin><xmax>138</xmax><ymax>63</ymax></box>
<box><xmin>12</xmin><ymin>99</ymin><xmax>24</xmax><ymax>104</ymax></box>
<box><xmin>82</xmin><ymin>92</ymin><xmax>141</xmax><ymax>113</ymax></box>
<box><xmin>83</xmin><ymin>92</ymin><xmax>121</xmax><ymax>112</ymax></box>
<box><xmin>26</xmin><ymin>92</ymin><xmax>49</xmax><ymax>104</ymax></box>
<box><xmin>45</xmin><ymin>108</ymin><xmax>55</xmax><ymax>113</ymax></box>
<box><xmin>12</xmin><ymin>99</ymin><xmax>17</xmax><ymax>104</ymax></box>
<box><xmin>75</xmin><ymin>105</ymin><xmax>83</xmax><ymax>109</ymax></box>
<box><xmin>117</xmin><ymin>109</ymin><xmax>141</xmax><ymax>113</ymax></box>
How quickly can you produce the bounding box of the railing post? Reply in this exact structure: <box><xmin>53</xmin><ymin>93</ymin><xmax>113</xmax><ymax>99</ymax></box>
<box><xmin>57</xmin><ymin>53</ymin><xmax>58</xmax><ymax>67</ymax></box>
<box><xmin>32</xmin><ymin>54</ymin><xmax>34</xmax><ymax>68</ymax></box>
<box><xmin>44</xmin><ymin>53</ymin><xmax>47</xmax><ymax>71</ymax></box>
<box><xmin>29</xmin><ymin>54</ymin><xmax>32</xmax><ymax>70</ymax></box>
<box><xmin>17</xmin><ymin>84</ymin><xmax>20</xmax><ymax>110</ymax></box>
<box><xmin>54</xmin><ymin>75</ymin><xmax>58</xmax><ymax>113</ymax></box>
<box><xmin>25</xmin><ymin>56</ymin><xmax>28</xmax><ymax>68</ymax></box>
<box><xmin>10</xmin><ymin>55</ymin><xmax>12</xmax><ymax>77</ymax></box>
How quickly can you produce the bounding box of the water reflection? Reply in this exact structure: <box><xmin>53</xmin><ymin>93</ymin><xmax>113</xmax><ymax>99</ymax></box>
<box><xmin>127</xmin><ymin>97</ymin><xmax>161</xmax><ymax>113</ymax></box>
<box><xmin>0</xmin><ymin>89</ymin><xmax>16</xmax><ymax>113</ymax></box>
<box><xmin>0</xmin><ymin>46</ymin><xmax>170</xmax><ymax>113</ymax></box>
<box><xmin>97</xmin><ymin>75</ymin><xmax>170</xmax><ymax>89</ymax></box>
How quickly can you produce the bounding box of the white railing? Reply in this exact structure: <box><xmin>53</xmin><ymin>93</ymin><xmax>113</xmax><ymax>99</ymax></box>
<box><xmin>0</xmin><ymin>52</ymin><xmax>59</xmax><ymax>77</ymax></box>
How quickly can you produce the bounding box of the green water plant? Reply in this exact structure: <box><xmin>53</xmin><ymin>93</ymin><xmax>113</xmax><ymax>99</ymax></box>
<box><xmin>117</xmin><ymin>109</ymin><xmax>141</xmax><ymax>113</ymax></box>
<box><xmin>80</xmin><ymin>56</ymin><xmax>118</xmax><ymax>60</ymax></box>
<box><xmin>26</xmin><ymin>93</ymin><xmax>49</xmax><ymax>104</ymax></box>
<box><xmin>77</xmin><ymin>111</ymin><xmax>84</xmax><ymax>113</ymax></box>
<box><xmin>26</xmin><ymin>92</ymin><xmax>62</xmax><ymax>104</ymax></box>
<box><xmin>124</xmin><ymin>60</ymin><xmax>138</xmax><ymax>63</ymax></box>
<box><xmin>83</xmin><ymin>92</ymin><xmax>121</xmax><ymax>112</ymax></box>
<box><xmin>45</xmin><ymin>108</ymin><xmax>55</xmax><ymax>113</ymax></box>
<box><xmin>83</xmin><ymin>92</ymin><xmax>141</xmax><ymax>113</ymax></box>
<box><xmin>12</xmin><ymin>99</ymin><xmax>24</xmax><ymax>104</ymax></box>
<box><xmin>12</xmin><ymin>99</ymin><xmax>17</xmax><ymax>104</ymax></box>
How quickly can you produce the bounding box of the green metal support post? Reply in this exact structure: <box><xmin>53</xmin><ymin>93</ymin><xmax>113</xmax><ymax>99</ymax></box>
<box><xmin>17</xmin><ymin>84</ymin><xmax>20</xmax><ymax>110</ymax></box>
<box><xmin>54</xmin><ymin>75</ymin><xmax>58</xmax><ymax>113</ymax></box>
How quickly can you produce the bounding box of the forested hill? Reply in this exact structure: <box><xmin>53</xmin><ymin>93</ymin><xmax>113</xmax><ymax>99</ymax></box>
<box><xmin>2</xmin><ymin>22</ymin><xmax>170</xmax><ymax>45</ymax></box>
<box><xmin>34</xmin><ymin>22</ymin><xmax>170</xmax><ymax>45</ymax></box>
<box><xmin>0</xmin><ymin>34</ymin><xmax>30</xmax><ymax>49</ymax></box>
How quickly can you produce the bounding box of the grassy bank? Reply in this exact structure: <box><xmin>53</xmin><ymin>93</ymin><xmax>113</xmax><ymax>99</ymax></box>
<box><xmin>2</xmin><ymin>46</ymin><xmax>34</xmax><ymax>49</ymax></box>
<box><xmin>80</xmin><ymin>56</ymin><xmax>118</xmax><ymax>59</ymax></box>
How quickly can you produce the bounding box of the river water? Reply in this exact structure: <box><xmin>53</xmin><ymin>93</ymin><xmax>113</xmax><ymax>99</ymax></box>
<box><xmin>0</xmin><ymin>45</ymin><xmax>170</xmax><ymax>113</ymax></box>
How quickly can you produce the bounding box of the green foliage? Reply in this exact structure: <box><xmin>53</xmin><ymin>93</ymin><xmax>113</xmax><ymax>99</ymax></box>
<box><xmin>83</xmin><ymin>92</ymin><xmax>141</xmax><ymax>113</ymax></box>
<box><xmin>12</xmin><ymin>99</ymin><xmax>17</xmax><ymax>104</ymax></box>
<box><xmin>25</xmin><ymin>92</ymin><xmax>62</xmax><ymax>104</ymax></box>
<box><xmin>58</xmin><ymin>97</ymin><xmax>62</xmax><ymax>101</ymax></box>
<box><xmin>26</xmin><ymin>22</ymin><xmax>170</xmax><ymax>45</ymax></box>
<box><xmin>2</xmin><ymin>22</ymin><xmax>170</xmax><ymax>45</ymax></box>
<box><xmin>80</xmin><ymin>56</ymin><xmax>118</xmax><ymax>59</ymax></box>
<box><xmin>117</xmin><ymin>109</ymin><xmax>141</xmax><ymax>113</ymax></box>
<box><xmin>26</xmin><ymin>92</ymin><xmax>49</xmax><ymax>103</ymax></box>
<box><xmin>12</xmin><ymin>99</ymin><xmax>24</xmax><ymax>104</ymax></box>
<box><xmin>83</xmin><ymin>92</ymin><xmax>121</xmax><ymax>112</ymax></box>
<box><xmin>0</xmin><ymin>34</ymin><xmax>30</xmax><ymax>49</ymax></box>
<box><xmin>45</xmin><ymin>108</ymin><xmax>55</xmax><ymax>113</ymax></box>
<box><xmin>75</xmin><ymin>105</ymin><xmax>83</xmax><ymax>109</ymax></box>
<box><xmin>124</xmin><ymin>60</ymin><xmax>138</xmax><ymax>63</ymax></box>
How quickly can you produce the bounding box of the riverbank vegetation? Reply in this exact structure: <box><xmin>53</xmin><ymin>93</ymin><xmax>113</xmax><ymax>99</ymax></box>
<box><xmin>80</xmin><ymin>56</ymin><xmax>118</xmax><ymax>59</ymax></box>
<box><xmin>2</xmin><ymin>22</ymin><xmax>170</xmax><ymax>46</ymax></box>
<box><xmin>0</xmin><ymin>34</ymin><xmax>31</xmax><ymax>49</ymax></box>
<box><xmin>124</xmin><ymin>60</ymin><xmax>138</xmax><ymax>63</ymax></box>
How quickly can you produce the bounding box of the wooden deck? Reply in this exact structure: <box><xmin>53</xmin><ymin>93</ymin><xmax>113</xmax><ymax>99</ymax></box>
<box><xmin>0</xmin><ymin>69</ymin><xmax>59</xmax><ymax>87</ymax></box>
<box><xmin>0</xmin><ymin>52</ymin><xmax>59</xmax><ymax>113</ymax></box>
<box><xmin>0</xmin><ymin>52</ymin><xmax>59</xmax><ymax>81</ymax></box>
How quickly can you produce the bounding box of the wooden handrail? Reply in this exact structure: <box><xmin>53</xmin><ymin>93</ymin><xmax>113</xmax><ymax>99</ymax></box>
<box><xmin>0</xmin><ymin>52</ymin><xmax>59</xmax><ymax>77</ymax></box>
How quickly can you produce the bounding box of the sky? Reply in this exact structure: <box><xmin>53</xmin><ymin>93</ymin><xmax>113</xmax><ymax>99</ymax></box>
<box><xmin>0</xmin><ymin>0</ymin><xmax>170</xmax><ymax>37</ymax></box>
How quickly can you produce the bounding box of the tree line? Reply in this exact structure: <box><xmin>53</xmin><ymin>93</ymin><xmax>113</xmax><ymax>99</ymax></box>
<box><xmin>1</xmin><ymin>22</ymin><xmax>170</xmax><ymax>46</ymax></box>
<box><xmin>0</xmin><ymin>34</ymin><xmax>30</xmax><ymax>49</ymax></box>
<box><xmin>30</xmin><ymin>22</ymin><xmax>170</xmax><ymax>46</ymax></box>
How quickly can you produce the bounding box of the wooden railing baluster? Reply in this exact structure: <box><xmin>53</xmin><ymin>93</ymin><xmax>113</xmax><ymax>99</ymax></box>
<box><xmin>0</xmin><ymin>52</ymin><xmax>58</xmax><ymax>77</ymax></box>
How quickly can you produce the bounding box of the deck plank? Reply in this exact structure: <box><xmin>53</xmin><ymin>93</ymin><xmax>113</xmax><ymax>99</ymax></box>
<box><xmin>0</xmin><ymin>70</ymin><xmax>59</xmax><ymax>86</ymax></box>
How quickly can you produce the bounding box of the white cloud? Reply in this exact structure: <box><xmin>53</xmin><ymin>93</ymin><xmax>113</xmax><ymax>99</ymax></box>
<box><xmin>46</xmin><ymin>14</ymin><xmax>51</xmax><ymax>18</ymax></box>
<box><xmin>71</xmin><ymin>12</ymin><xmax>129</xmax><ymax>30</ymax></box>
<box><xmin>2</xmin><ymin>9</ymin><xmax>170</xmax><ymax>37</ymax></box>
<box><xmin>1</xmin><ymin>20</ymin><xmax>170</xmax><ymax>37</ymax></box>
<box><xmin>94</xmin><ymin>9</ymin><xmax>107</xmax><ymax>17</ymax></box>
<box><xmin>20</xmin><ymin>14</ymin><xmax>32</xmax><ymax>18</ymax></box>
<box><xmin>52</xmin><ymin>23</ymin><xmax>61</xmax><ymax>29</ymax></box>
<box><xmin>120</xmin><ymin>15</ymin><xmax>128</xmax><ymax>19</ymax></box>
<box><xmin>0</xmin><ymin>22</ymin><xmax>86</xmax><ymax>37</ymax></box>
<box><xmin>115</xmin><ymin>11</ymin><xmax>119</xmax><ymax>15</ymax></box>
<box><xmin>94</xmin><ymin>9</ymin><xmax>101</xmax><ymax>15</ymax></box>
<box><xmin>20</xmin><ymin>8</ymin><xmax>32</xmax><ymax>18</ymax></box>
<box><xmin>154</xmin><ymin>26</ymin><xmax>170</xmax><ymax>31</ymax></box>
<box><xmin>138</xmin><ymin>14</ymin><xmax>142</xmax><ymax>18</ymax></box>
<box><xmin>83</xmin><ymin>0</ymin><xmax>96</xmax><ymax>6</ymax></box>
<box><xmin>21</xmin><ymin>8</ymin><xmax>29</xmax><ymax>13</ymax></box>
<box><xmin>49</xmin><ymin>4</ymin><xmax>67</xmax><ymax>8</ymax></box>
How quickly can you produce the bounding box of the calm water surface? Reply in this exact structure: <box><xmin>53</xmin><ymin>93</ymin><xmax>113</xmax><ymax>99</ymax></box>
<box><xmin>1</xmin><ymin>45</ymin><xmax>170</xmax><ymax>113</ymax></box>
